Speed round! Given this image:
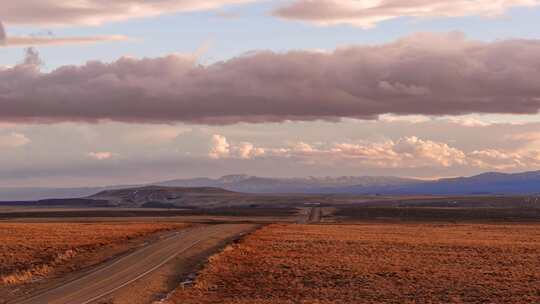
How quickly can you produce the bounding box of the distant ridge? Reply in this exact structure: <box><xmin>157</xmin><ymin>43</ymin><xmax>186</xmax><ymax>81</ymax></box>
<box><xmin>155</xmin><ymin>174</ymin><xmax>418</xmax><ymax>194</ymax></box>
<box><xmin>155</xmin><ymin>171</ymin><xmax>540</xmax><ymax>195</ymax></box>
<box><xmin>1</xmin><ymin>170</ymin><xmax>540</xmax><ymax>201</ymax></box>
<box><xmin>386</xmin><ymin>170</ymin><xmax>540</xmax><ymax>195</ymax></box>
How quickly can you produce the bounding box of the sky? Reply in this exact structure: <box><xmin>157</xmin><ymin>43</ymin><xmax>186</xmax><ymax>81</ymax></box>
<box><xmin>1</xmin><ymin>0</ymin><xmax>540</xmax><ymax>187</ymax></box>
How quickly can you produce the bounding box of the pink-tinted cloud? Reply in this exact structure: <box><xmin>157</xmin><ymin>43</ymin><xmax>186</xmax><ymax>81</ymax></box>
<box><xmin>87</xmin><ymin>151</ymin><xmax>117</xmax><ymax>160</ymax></box>
<box><xmin>469</xmin><ymin>149</ymin><xmax>540</xmax><ymax>170</ymax></box>
<box><xmin>1</xmin><ymin>0</ymin><xmax>255</xmax><ymax>26</ymax></box>
<box><xmin>0</xmin><ymin>21</ymin><xmax>128</xmax><ymax>47</ymax></box>
<box><xmin>0</xmin><ymin>132</ymin><xmax>30</xmax><ymax>148</ymax></box>
<box><xmin>211</xmin><ymin>135</ymin><xmax>540</xmax><ymax>170</ymax></box>
<box><xmin>274</xmin><ymin>0</ymin><xmax>540</xmax><ymax>28</ymax></box>
<box><xmin>265</xmin><ymin>137</ymin><xmax>468</xmax><ymax>168</ymax></box>
<box><xmin>2</xmin><ymin>32</ymin><xmax>540</xmax><ymax>124</ymax></box>
<box><xmin>4</xmin><ymin>35</ymin><xmax>129</xmax><ymax>47</ymax></box>
<box><xmin>209</xmin><ymin>134</ymin><xmax>231</xmax><ymax>159</ymax></box>
<box><xmin>0</xmin><ymin>22</ymin><xmax>6</xmax><ymax>45</ymax></box>
<box><xmin>209</xmin><ymin>135</ymin><xmax>265</xmax><ymax>159</ymax></box>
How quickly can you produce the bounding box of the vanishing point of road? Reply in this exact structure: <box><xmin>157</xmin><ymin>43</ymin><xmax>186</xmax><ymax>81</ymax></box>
<box><xmin>298</xmin><ymin>207</ymin><xmax>322</xmax><ymax>224</ymax></box>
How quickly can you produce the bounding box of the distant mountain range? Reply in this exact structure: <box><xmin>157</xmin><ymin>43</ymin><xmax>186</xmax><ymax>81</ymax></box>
<box><xmin>154</xmin><ymin>174</ymin><xmax>419</xmax><ymax>194</ymax></box>
<box><xmin>385</xmin><ymin>171</ymin><xmax>540</xmax><ymax>195</ymax></box>
<box><xmin>1</xmin><ymin>170</ymin><xmax>540</xmax><ymax>201</ymax></box>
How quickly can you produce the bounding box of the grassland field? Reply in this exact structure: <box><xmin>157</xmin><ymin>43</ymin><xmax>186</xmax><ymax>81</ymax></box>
<box><xmin>169</xmin><ymin>223</ymin><xmax>540</xmax><ymax>304</ymax></box>
<box><xmin>1</xmin><ymin>200</ymin><xmax>539</xmax><ymax>304</ymax></box>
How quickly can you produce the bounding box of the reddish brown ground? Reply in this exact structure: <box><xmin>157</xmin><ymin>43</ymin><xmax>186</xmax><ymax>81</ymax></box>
<box><xmin>169</xmin><ymin>224</ymin><xmax>540</xmax><ymax>304</ymax></box>
<box><xmin>0</xmin><ymin>222</ymin><xmax>189</xmax><ymax>286</ymax></box>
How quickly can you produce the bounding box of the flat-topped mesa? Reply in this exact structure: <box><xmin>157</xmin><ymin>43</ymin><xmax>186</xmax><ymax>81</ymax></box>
<box><xmin>88</xmin><ymin>186</ymin><xmax>239</xmax><ymax>208</ymax></box>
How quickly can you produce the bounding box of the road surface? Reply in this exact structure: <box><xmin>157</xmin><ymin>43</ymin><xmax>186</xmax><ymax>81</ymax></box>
<box><xmin>11</xmin><ymin>224</ymin><xmax>249</xmax><ymax>304</ymax></box>
<box><xmin>298</xmin><ymin>207</ymin><xmax>322</xmax><ymax>224</ymax></box>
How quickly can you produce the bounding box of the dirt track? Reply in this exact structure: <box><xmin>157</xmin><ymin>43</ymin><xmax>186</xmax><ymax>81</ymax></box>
<box><xmin>10</xmin><ymin>224</ymin><xmax>255</xmax><ymax>304</ymax></box>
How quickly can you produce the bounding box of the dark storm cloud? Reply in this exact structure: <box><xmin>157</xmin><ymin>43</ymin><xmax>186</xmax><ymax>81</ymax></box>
<box><xmin>1</xmin><ymin>32</ymin><xmax>540</xmax><ymax>125</ymax></box>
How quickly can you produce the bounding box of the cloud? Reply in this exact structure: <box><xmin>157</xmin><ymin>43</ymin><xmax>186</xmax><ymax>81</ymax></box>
<box><xmin>2</xmin><ymin>32</ymin><xmax>540</xmax><ymax>124</ymax></box>
<box><xmin>4</xmin><ymin>35</ymin><xmax>129</xmax><ymax>47</ymax></box>
<box><xmin>87</xmin><ymin>151</ymin><xmax>116</xmax><ymax>160</ymax></box>
<box><xmin>208</xmin><ymin>134</ymin><xmax>265</xmax><ymax>159</ymax></box>
<box><xmin>0</xmin><ymin>132</ymin><xmax>30</xmax><ymax>148</ymax></box>
<box><xmin>209</xmin><ymin>134</ymin><xmax>231</xmax><ymax>159</ymax></box>
<box><xmin>505</xmin><ymin>132</ymin><xmax>540</xmax><ymax>143</ymax></box>
<box><xmin>1</xmin><ymin>0</ymin><xmax>255</xmax><ymax>26</ymax></box>
<box><xmin>469</xmin><ymin>149</ymin><xmax>540</xmax><ymax>170</ymax></box>
<box><xmin>0</xmin><ymin>22</ymin><xmax>6</xmax><ymax>45</ymax></box>
<box><xmin>268</xmin><ymin>137</ymin><xmax>468</xmax><ymax>168</ymax></box>
<box><xmin>442</xmin><ymin>116</ymin><xmax>494</xmax><ymax>127</ymax></box>
<box><xmin>207</xmin><ymin>135</ymin><xmax>467</xmax><ymax>167</ymax></box>
<box><xmin>236</xmin><ymin>142</ymin><xmax>265</xmax><ymax>159</ymax></box>
<box><xmin>0</xmin><ymin>21</ymin><xmax>128</xmax><ymax>47</ymax></box>
<box><xmin>274</xmin><ymin>0</ymin><xmax>540</xmax><ymax>28</ymax></box>
<box><xmin>379</xmin><ymin>114</ymin><xmax>432</xmax><ymax>124</ymax></box>
<box><xmin>207</xmin><ymin>135</ymin><xmax>540</xmax><ymax>171</ymax></box>
<box><xmin>22</xmin><ymin>47</ymin><xmax>43</xmax><ymax>66</ymax></box>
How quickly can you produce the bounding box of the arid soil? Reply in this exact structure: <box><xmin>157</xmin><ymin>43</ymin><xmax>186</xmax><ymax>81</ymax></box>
<box><xmin>0</xmin><ymin>222</ymin><xmax>189</xmax><ymax>287</ymax></box>
<box><xmin>333</xmin><ymin>206</ymin><xmax>540</xmax><ymax>222</ymax></box>
<box><xmin>169</xmin><ymin>223</ymin><xmax>540</xmax><ymax>304</ymax></box>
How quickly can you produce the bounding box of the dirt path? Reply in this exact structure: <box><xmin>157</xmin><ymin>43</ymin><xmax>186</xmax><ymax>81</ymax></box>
<box><xmin>10</xmin><ymin>224</ymin><xmax>256</xmax><ymax>304</ymax></box>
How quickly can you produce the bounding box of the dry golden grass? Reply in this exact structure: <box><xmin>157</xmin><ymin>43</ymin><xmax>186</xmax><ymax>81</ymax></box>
<box><xmin>0</xmin><ymin>222</ymin><xmax>188</xmax><ymax>285</ymax></box>
<box><xmin>170</xmin><ymin>223</ymin><xmax>540</xmax><ymax>304</ymax></box>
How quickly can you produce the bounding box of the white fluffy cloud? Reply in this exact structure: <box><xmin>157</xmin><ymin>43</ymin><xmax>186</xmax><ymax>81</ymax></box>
<box><xmin>269</xmin><ymin>137</ymin><xmax>467</xmax><ymax>168</ymax></box>
<box><xmin>208</xmin><ymin>135</ymin><xmax>540</xmax><ymax>171</ymax></box>
<box><xmin>209</xmin><ymin>134</ymin><xmax>265</xmax><ymax>159</ymax></box>
<box><xmin>236</xmin><ymin>142</ymin><xmax>265</xmax><ymax>159</ymax></box>
<box><xmin>0</xmin><ymin>132</ymin><xmax>30</xmax><ymax>148</ymax></box>
<box><xmin>274</xmin><ymin>0</ymin><xmax>540</xmax><ymax>28</ymax></box>
<box><xmin>1</xmin><ymin>0</ymin><xmax>255</xmax><ymax>26</ymax></box>
<box><xmin>393</xmin><ymin>137</ymin><xmax>467</xmax><ymax>167</ymax></box>
<box><xmin>209</xmin><ymin>134</ymin><xmax>231</xmax><ymax>159</ymax></box>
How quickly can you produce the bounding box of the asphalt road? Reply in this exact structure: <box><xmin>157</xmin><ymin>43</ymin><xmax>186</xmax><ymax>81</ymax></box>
<box><xmin>11</xmin><ymin>225</ymin><xmax>245</xmax><ymax>304</ymax></box>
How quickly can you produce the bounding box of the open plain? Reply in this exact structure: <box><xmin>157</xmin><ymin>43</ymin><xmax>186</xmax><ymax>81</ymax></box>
<box><xmin>0</xmin><ymin>194</ymin><xmax>539</xmax><ymax>304</ymax></box>
<box><xmin>168</xmin><ymin>223</ymin><xmax>540</xmax><ymax>304</ymax></box>
<box><xmin>5</xmin><ymin>3</ymin><xmax>540</xmax><ymax>302</ymax></box>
